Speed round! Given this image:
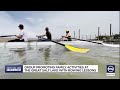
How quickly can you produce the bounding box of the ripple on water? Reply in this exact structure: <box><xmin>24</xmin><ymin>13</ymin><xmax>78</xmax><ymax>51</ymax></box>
<box><xmin>0</xmin><ymin>43</ymin><xmax>119</xmax><ymax>79</ymax></box>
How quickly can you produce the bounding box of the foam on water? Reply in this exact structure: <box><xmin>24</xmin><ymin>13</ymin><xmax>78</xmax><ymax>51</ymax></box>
<box><xmin>102</xmin><ymin>43</ymin><xmax>120</xmax><ymax>47</ymax></box>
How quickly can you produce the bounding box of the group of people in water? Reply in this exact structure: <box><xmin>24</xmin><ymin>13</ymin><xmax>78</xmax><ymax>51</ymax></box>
<box><xmin>8</xmin><ymin>24</ymin><xmax>71</xmax><ymax>42</ymax></box>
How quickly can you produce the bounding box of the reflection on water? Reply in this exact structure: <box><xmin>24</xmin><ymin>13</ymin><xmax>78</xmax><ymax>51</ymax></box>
<box><xmin>38</xmin><ymin>48</ymin><xmax>44</xmax><ymax>52</ymax></box>
<box><xmin>12</xmin><ymin>49</ymin><xmax>27</xmax><ymax>65</ymax></box>
<box><xmin>43</xmin><ymin>47</ymin><xmax>51</xmax><ymax>65</ymax></box>
<box><xmin>0</xmin><ymin>43</ymin><xmax>119</xmax><ymax>79</ymax></box>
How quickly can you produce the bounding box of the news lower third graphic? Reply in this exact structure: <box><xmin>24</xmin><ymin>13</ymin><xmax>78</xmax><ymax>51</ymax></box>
<box><xmin>5</xmin><ymin>65</ymin><xmax>98</xmax><ymax>73</ymax></box>
<box><xmin>106</xmin><ymin>65</ymin><xmax>115</xmax><ymax>76</ymax></box>
<box><xmin>5</xmin><ymin>65</ymin><xmax>23</xmax><ymax>73</ymax></box>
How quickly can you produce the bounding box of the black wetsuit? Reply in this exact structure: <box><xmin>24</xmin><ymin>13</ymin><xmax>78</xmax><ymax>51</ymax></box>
<box><xmin>46</xmin><ymin>31</ymin><xmax>52</xmax><ymax>40</ymax></box>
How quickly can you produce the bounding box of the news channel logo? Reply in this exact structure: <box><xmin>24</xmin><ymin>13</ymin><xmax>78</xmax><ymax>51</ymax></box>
<box><xmin>106</xmin><ymin>65</ymin><xmax>115</xmax><ymax>76</ymax></box>
<box><xmin>5</xmin><ymin>65</ymin><xmax>23</xmax><ymax>73</ymax></box>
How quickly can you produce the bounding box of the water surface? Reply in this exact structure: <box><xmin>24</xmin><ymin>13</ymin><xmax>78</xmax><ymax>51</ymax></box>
<box><xmin>0</xmin><ymin>42</ymin><xmax>119</xmax><ymax>79</ymax></box>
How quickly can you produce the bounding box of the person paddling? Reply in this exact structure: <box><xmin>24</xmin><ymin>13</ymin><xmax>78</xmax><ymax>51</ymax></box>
<box><xmin>37</xmin><ymin>27</ymin><xmax>52</xmax><ymax>41</ymax></box>
<box><xmin>8</xmin><ymin>24</ymin><xmax>28</xmax><ymax>42</ymax></box>
<box><xmin>61</xmin><ymin>30</ymin><xmax>72</xmax><ymax>41</ymax></box>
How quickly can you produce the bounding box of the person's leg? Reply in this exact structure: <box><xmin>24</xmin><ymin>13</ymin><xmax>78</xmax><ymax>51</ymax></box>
<box><xmin>40</xmin><ymin>38</ymin><xmax>47</xmax><ymax>41</ymax></box>
<box><xmin>63</xmin><ymin>37</ymin><xmax>67</xmax><ymax>41</ymax></box>
<box><xmin>8</xmin><ymin>39</ymin><xmax>25</xmax><ymax>42</ymax></box>
<box><xmin>68</xmin><ymin>39</ymin><xmax>72</xmax><ymax>41</ymax></box>
<box><xmin>68</xmin><ymin>38</ymin><xmax>72</xmax><ymax>41</ymax></box>
<box><xmin>44</xmin><ymin>39</ymin><xmax>51</xmax><ymax>41</ymax></box>
<box><xmin>19</xmin><ymin>39</ymin><xmax>24</xmax><ymax>42</ymax></box>
<box><xmin>8</xmin><ymin>39</ymin><xmax>19</xmax><ymax>42</ymax></box>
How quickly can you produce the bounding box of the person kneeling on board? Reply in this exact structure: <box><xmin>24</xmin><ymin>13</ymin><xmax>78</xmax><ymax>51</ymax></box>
<box><xmin>37</xmin><ymin>27</ymin><xmax>52</xmax><ymax>41</ymax></box>
<box><xmin>61</xmin><ymin>30</ymin><xmax>72</xmax><ymax>41</ymax></box>
<box><xmin>8</xmin><ymin>24</ymin><xmax>28</xmax><ymax>42</ymax></box>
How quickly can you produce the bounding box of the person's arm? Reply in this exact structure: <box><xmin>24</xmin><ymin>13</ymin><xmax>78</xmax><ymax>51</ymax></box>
<box><xmin>65</xmin><ymin>34</ymin><xmax>68</xmax><ymax>38</ymax></box>
<box><xmin>36</xmin><ymin>33</ymin><xmax>46</xmax><ymax>38</ymax></box>
<box><xmin>62</xmin><ymin>34</ymin><xmax>67</xmax><ymax>38</ymax></box>
<box><xmin>42</xmin><ymin>34</ymin><xmax>46</xmax><ymax>36</ymax></box>
<box><xmin>41</xmin><ymin>32</ymin><xmax>46</xmax><ymax>36</ymax></box>
<box><xmin>15</xmin><ymin>31</ymin><xmax>24</xmax><ymax>39</ymax></box>
<box><xmin>65</xmin><ymin>33</ymin><xmax>71</xmax><ymax>38</ymax></box>
<box><xmin>62</xmin><ymin>36</ymin><xmax>65</xmax><ymax>37</ymax></box>
<box><xmin>15</xmin><ymin>35</ymin><xmax>23</xmax><ymax>39</ymax></box>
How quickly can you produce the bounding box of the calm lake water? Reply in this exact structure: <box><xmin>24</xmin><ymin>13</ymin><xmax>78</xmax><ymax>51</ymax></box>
<box><xmin>0</xmin><ymin>41</ymin><xmax>119</xmax><ymax>79</ymax></box>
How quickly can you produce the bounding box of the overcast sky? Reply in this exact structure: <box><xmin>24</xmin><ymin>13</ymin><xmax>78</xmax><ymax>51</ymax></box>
<box><xmin>0</xmin><ymin>11</ymin><xmax>119</xmax><ymax>39</ymax></box>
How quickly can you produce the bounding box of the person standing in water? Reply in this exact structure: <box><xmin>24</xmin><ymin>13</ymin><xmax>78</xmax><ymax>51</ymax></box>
<box><xmin>8</xmin><ymin>24</ymin><xmax>28</xmax><ymax>42</ymax></box>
